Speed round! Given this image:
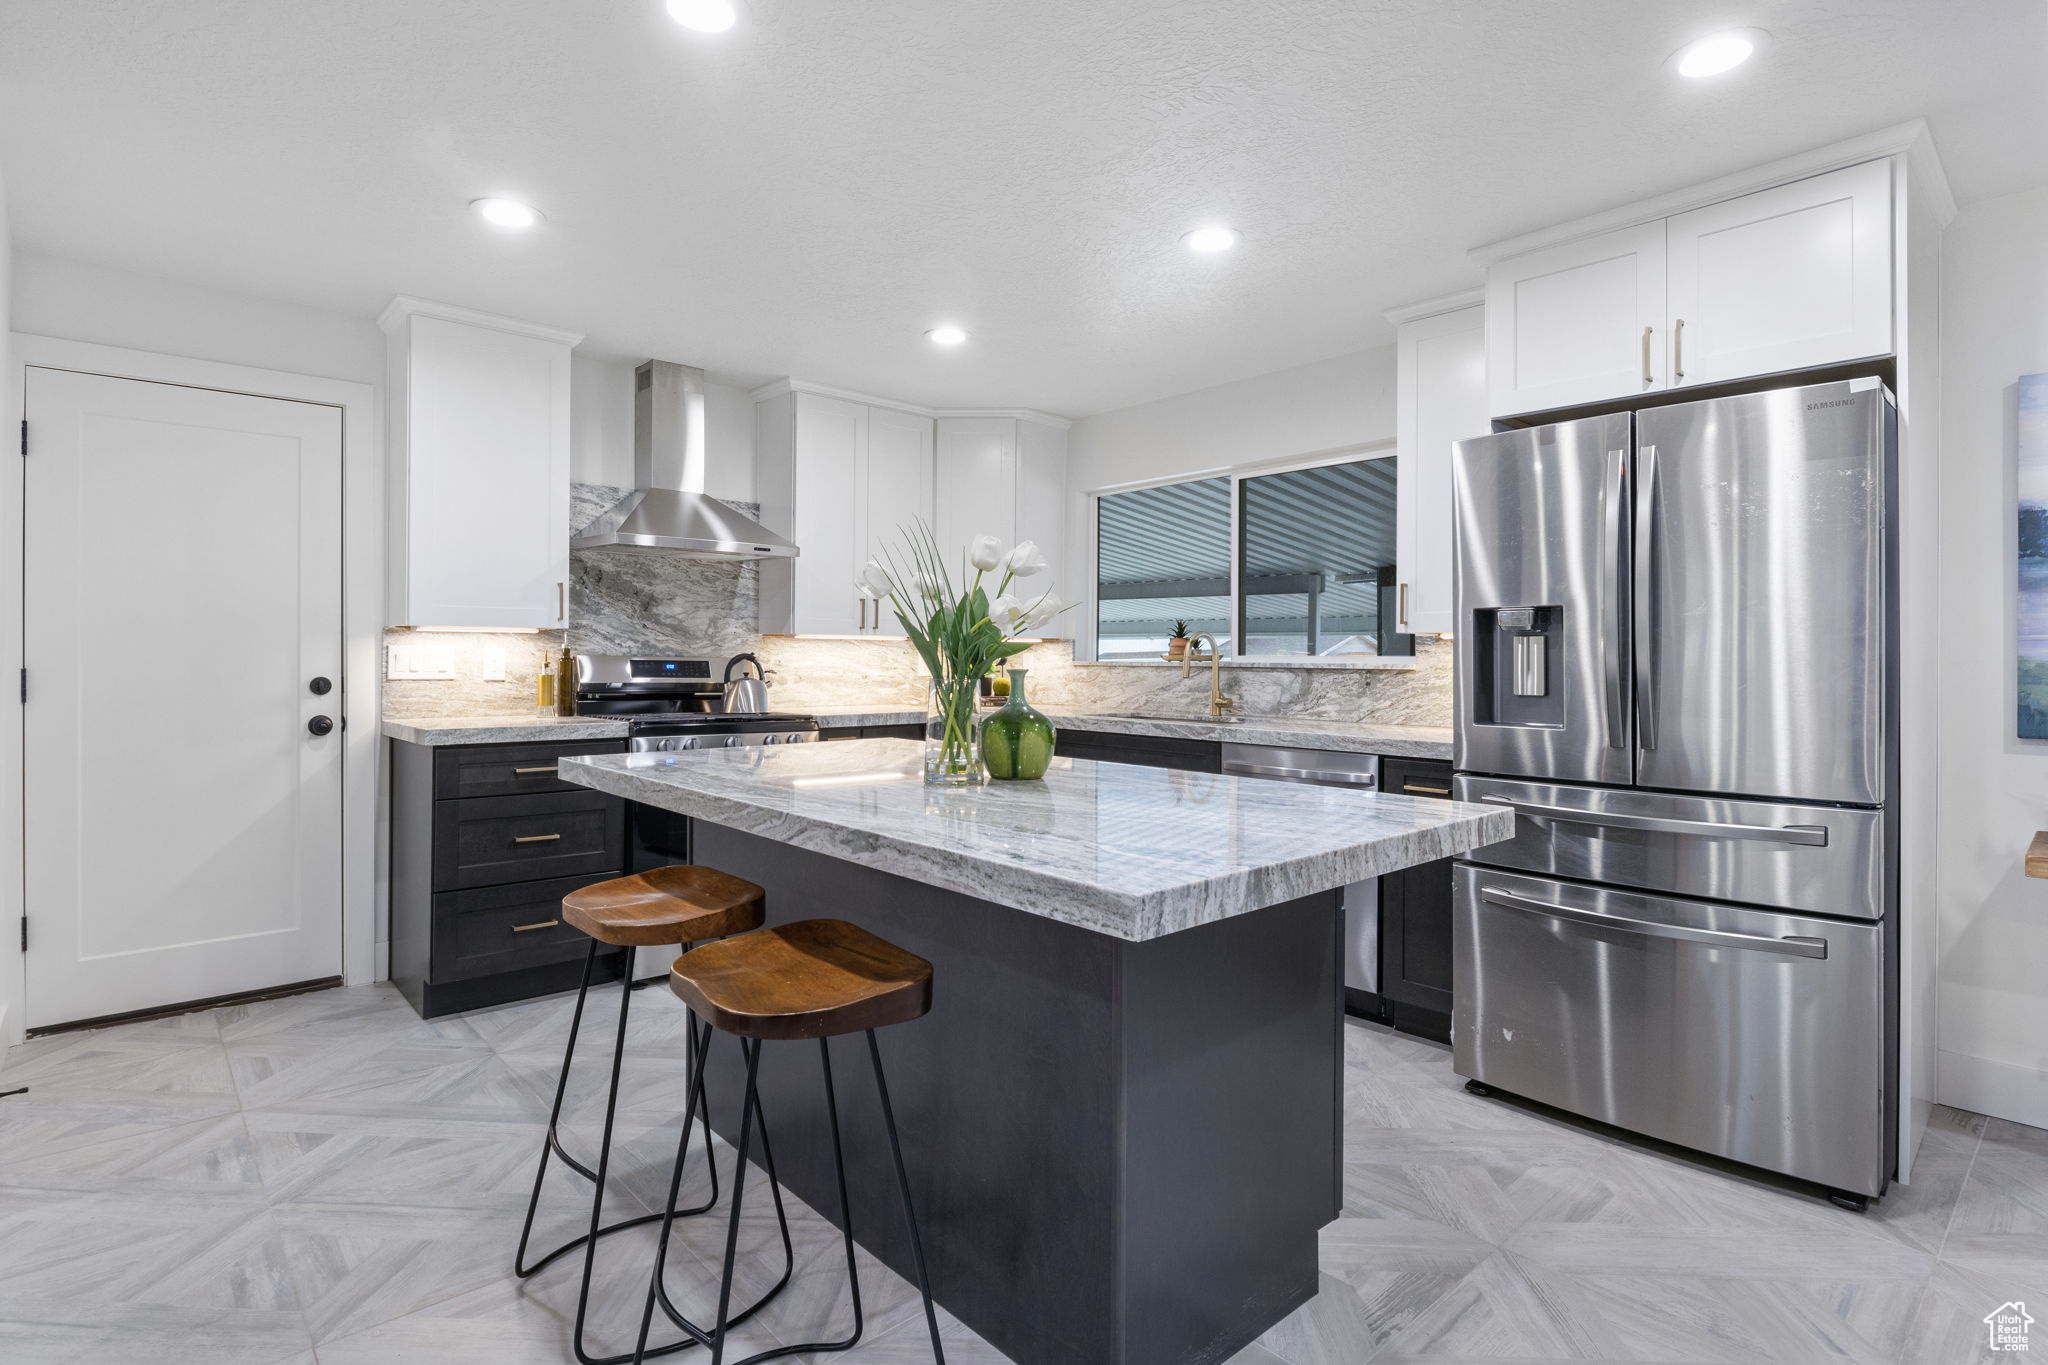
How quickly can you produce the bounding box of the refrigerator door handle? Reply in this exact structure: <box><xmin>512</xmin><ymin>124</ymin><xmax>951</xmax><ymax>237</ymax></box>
<box><xmin>1633</xmin><ymin>443</ymin><xmax>1659</xmax><ymax>750</ymax></box>
<box><xmin>1476</xmin><ymin>795</ymin><xmax>1830</xmax><ymax>846</ymax></box>
<box><xmin>1602</xmin><ymin>447</ymin><xmax>1628</xmax><ymax>750</ymax></box>
<box><xmin>1477</xmin><ymin>884</ymin><xmax>1830</xmax><ymax>959</ymax></box>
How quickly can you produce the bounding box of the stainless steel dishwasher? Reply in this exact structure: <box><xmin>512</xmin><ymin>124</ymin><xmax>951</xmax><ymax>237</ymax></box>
<box><xmin>1220</xmin><ymin>744</ymin><xmax>1382</xmax><ymax>998</ymax></box>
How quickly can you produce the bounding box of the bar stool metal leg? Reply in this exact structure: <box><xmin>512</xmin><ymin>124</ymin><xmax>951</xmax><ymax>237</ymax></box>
<box><xmin>868</xmin><ymin>1029</ymin><xmax>946</xmax><ymax>1364</ymax></box>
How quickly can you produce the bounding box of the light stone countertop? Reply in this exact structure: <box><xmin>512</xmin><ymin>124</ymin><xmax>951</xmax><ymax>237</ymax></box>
<box><xmin>383</xmin><ymin>706</ymin><xmax>1454</xmax><ymax>759</ymax></box>
<box><xmin>381</xmin><ymin>714</ymin><xmax>632</xmax><ymax>745</ymax></box>
<box><xmin>557</xmin><ymin>739</ymin><xmax>1510</xmax><ymax>942</ymax></box>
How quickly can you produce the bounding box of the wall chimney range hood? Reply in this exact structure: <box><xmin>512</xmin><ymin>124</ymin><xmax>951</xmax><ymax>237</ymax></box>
<box><xmin>570</xmin><ymin>360</ymin><xmax>798</xmax><ymax>559</ymax></box>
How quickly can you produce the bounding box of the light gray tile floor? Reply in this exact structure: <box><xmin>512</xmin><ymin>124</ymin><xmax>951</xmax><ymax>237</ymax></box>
<box><xmin>1</xmin><ymin>983</ymin><xmax>2041</xmax><ymax>1364</ymax></box>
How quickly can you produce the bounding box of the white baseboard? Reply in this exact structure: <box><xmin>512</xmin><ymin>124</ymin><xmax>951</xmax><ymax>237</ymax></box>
<box><xmin>1938</xmin><ymin>1048</ymin><xmax>2048</xmax><ymax>1130</ymax></box>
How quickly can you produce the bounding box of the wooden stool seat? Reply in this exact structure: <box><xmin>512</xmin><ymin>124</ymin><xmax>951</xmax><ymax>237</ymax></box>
<box><xmin>561</xmin><ymin>865</ymin><xmax>765</xmax><ymax>947</ymax></box>
<box><xmin>669</xmin><ymin>919</ymin><xmax>933</xmax><ymax>1041</ymax></box>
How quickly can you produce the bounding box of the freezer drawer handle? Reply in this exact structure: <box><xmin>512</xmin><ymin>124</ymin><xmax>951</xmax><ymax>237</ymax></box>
<box><xmin>1222</xmin><ymin>762</ymin><xmax>1377</xmax><ymax>788</ymax></box>
<box><xmin>1478</xmin><ymin>885</ymin><xmax>1829</xmax><ymax>959</ymax></box>
<box><xmin>1477</xmin><ymin>795</ymin><xmax>1829</xmax><ymax>846</ymax></box>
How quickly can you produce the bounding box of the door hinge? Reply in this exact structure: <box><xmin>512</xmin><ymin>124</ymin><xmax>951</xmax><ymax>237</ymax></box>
<box><xmin>18</xmin><ymin>916</ymin><xmax>25</xmax><ymax>954</ymax></box>
<box><xmin>17</xmin><ymin>669</ymin><xmax>24</xmax><ymax>704</ymax></box>
<box><xmin>18</xmin><ymin>420</ymin><xmax>25</xmax><ymax>457</ymax></box>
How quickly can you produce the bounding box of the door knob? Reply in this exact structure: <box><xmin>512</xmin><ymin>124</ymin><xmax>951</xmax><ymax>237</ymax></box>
<box><xmin>308</xmin><ymin>676</ymin><xmax>333</xmax><ymax>695</ymax></box>
<box><xmin>307</xmin><ymin>715</ymin><xmax>335</xmax><ymax>736</ymax></box>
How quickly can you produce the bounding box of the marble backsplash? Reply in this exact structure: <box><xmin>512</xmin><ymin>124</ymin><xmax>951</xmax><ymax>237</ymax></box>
<box><xmin>383</xmin><ymin>484</ymin><xmax>1453</xmax><ymax>727</ymax></box>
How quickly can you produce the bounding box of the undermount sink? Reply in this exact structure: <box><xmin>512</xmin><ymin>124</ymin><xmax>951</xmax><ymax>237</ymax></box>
<box><xmin>1090</xmin><ymin>711</ymin><xmax>1248</xmax><ymax>725</ymax></box>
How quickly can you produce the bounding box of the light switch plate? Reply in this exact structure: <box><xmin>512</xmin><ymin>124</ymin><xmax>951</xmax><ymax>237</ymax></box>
<box><xmin>482</xmin><ymin>648</ymin><xmax>508</xmax><ymax>682</ymax></box>
<box><xmin>388</xmin><ymin>643</ymin><xmax>458</xmax><ymax>681</ymax></box>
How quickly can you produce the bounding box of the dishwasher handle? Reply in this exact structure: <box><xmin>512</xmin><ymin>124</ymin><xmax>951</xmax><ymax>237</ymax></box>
<box><xmin>1222</xmin><ymin>761</ymin><xmax>1378</xmax><ymax>789</ymax></box>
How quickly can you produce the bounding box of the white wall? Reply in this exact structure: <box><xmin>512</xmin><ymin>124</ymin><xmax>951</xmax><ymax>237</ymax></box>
<box><xmin>569</xmin><ymin>354</ymin><xmax>756</xmax><ymax>502</ymax></box>
<box><xmin>1935</xmin><ymin>183</ymin><xmax>2048</xmax><ymax>1128</ymax></box>
<box><xmin>0</xmin><ymin>167</ymin><xmax>17</xmax><ymax>1045</ymax></box>
<box><xmin>11</xmin><ymin>250</ymin><xmax>382</xmax><ymax>385</ymax></box>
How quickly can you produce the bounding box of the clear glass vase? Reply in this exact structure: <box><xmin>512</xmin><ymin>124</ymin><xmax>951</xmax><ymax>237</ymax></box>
<box><xmin>924</xmin><ymin>677</ymin><xmax>985</xmax><ymax>785</ymax></box>
<box><xmin>982</xmin><ymin>668</ymin><xmax>1058</xmax><ymax>780</ymax></box>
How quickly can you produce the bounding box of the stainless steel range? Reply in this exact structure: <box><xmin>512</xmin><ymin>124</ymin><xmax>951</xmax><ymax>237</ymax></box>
<box><xmin>574</xmin><ymin>653</ymin><xmax>821</xmax><ymax>752</ymax></box>
<box><xmin>1450</xmin><ymin>378</ymin><xmax>1897</xmax><ymax>1207</ymax></box>
<box><xmin>575</xmin><ymin>653</ymin><xmax>819</xmax><ymax>978</ymax></box>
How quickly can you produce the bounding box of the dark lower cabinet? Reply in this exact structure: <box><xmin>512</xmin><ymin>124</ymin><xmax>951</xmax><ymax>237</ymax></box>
<box><xmin>391</xmin><ymin>737</ymin><xmax>630</xmax><ymax>1018</ymax></box>
<box><xmin>819</xmin><ymin>723</ymin><xmax>926</xmax><ymax>741</ymax></box>
<box><xmin>1052</xmin><ymin>727</ymin><xmax>1224</xmax><ymax>773</ymax></box>
<box><xmin>1377</xmin><ymin>757</ymin><xmax>1456</xmax><ymax>1042</ymax></box>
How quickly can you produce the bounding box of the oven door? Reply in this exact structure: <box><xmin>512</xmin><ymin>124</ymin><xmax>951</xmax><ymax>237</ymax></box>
<box><xmin>1452</xmin><ymin>864</ymin><xmax>1886</xmax><ymax>1195</ymax></box>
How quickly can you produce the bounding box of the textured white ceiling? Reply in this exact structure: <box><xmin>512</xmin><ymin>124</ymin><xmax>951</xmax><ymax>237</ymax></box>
<box><xmin>1</xmin><ymin>1</ymin><xmax>2041</xmax><ymax>416</ymax></box>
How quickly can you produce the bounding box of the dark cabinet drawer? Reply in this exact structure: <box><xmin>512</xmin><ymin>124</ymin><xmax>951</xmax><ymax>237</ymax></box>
<box><xmin>432</xmin><ymin>789</ymin><xmax>627</xmax><ymax>890</ymax></box>
<box><xmin>433</xmin><ymin>740</ymin><xmax>626</xmax><ymax>799</ymax></box>
<box><xmin>1383</xmin><ymin>756</ymin><xmax>1455</xmax><ymax>800</ymax></box>
<box><xmin>431</xmin><ymin>872</ymin><xmax>625</xmax><ymax>982</ymax></box>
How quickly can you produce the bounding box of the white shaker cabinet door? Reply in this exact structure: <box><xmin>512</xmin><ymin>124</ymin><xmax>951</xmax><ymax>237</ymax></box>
<box><xmin>935</xmin><ymin>417</ymin><xmax>1019</xmax><ymax>566</ymax></box>
<box><xmin>862</xmin><ymin>405</ymin><xmax>935</xmax><ymax>630</ymax></box>
<box><xmin>1395</xmin><ymin>304</ymin><xmax>1487</xmax><ymax>636</ymax></box>
<box><xmin>792</xmin><ymin>392</ymin><xmax>867</xmax><ymax>635</ymax></box>
<box><xmin>1486</xmin><ymin>222</ymin><xmax>1666</xmax><ymax>418</ymax></box>
<box><xmin>387</xmin><ymin>310</ymin><xmax>576</xmax><ymax>627</ymax></box>
<box><xmin>1664</xmin><ymin>159</ymin><xmax>1893</xmax><ymax>388</ymax></box>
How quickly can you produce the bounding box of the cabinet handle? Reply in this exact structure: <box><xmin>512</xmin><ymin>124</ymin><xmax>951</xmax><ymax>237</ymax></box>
<box><xmin>511</xmin><ymin>919</ymin><xmax>560</xmax><ymax>933</ymax></box>
<box><xmin>1397</xmin><ymin>583</ymin><xmax>1409</xmax><ymax>631</ymax></box>
<box><xmin>512</xmin><ymin>766</ymin><xmax>558</xmax><ymax>775</ymax></box>
<box><xmin>1641</xmin><ymin>326</ymin><xmax>1653</xmax><ymax>385</ymax></box>
<box><xmin>512</xmin><ymin>833</ymin><xmax>563</xmax><ymax>844</ymax></box>
<box><xmin>1673</xmin><ymin>318</ymin><xmax>1685</xmax><ymax>380</ymax></box>
<box><xmin>1402</xmin><ymin>784</ymin><xmax>1452</xmax><ymax>796</ymax></box>
<box><xmin>557</xmin><ymin>582</ymin><xmax>565</xmax><ymax>622</ymax></box>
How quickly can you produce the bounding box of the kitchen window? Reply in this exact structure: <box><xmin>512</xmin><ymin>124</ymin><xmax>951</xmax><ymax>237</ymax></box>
<box><xmin>1090</xmin><ymin>450</ymin><xmax>1409</xmax><ymax>662</ymax></box>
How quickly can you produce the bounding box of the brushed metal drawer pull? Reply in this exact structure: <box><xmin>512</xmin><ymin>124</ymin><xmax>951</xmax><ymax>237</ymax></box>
<box><xmin>512</xmin><ymin>833</ymin><xmax>563</xmax><ymax>844</ymax></box>
<box><xmin>1479</xmin><ymin>885</ymin><xmax>1828</xmax><ymax>959</ymax></box>
<box><xmin>1403</xmin><ymin>784</ymin><xmax>1452</xmax><ymax>796</ymax></box>
<box><xmin>513</xmin><ymin>766</ymin><xmax>559</xmax><ymax>775</ymax></box>
<box><xmin>511</xmin><ymin>919</ymin><xmax>560</xmax><ymax>933</ymax></box>
<box><xmin>1477</xmin><ymin>795</ymin><xmax>1828</xmax><ymax>846</ymax></box>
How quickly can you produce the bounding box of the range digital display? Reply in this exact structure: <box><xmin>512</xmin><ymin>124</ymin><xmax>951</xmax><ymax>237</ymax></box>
<box><xmin>629</xmin><ymin>659</ymin><xmax>710</xmax><ymax>679</ymax></box>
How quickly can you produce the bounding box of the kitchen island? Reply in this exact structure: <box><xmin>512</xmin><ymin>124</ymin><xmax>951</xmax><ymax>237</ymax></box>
<box><xmin>560</xmin><ymin>740</ymin><xmax>1511</xmax><ymax>1365</ymax></box>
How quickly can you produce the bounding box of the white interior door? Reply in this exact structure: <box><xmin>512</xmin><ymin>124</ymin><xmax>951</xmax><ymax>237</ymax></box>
<box><xmin>23</xmin><ymin>367</ymin><xmax>343</xmax><ymax>1028</ymax></box>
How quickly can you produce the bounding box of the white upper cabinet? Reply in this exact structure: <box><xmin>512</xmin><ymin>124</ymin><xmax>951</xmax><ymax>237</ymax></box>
<box><xmin>380</xmin><ymin>298</ymin><xmax>580</xmax><ymax>628</ymax></box>
<box><xmin>1393</xmin><ymin>302</ymin><xmax>1487</xmax><ymax>636</ymax></box>
<box><xmin>1664</xmin><ymin>159</ymin><xmax>1893</xmax><ymax>388</ymax></box>
<box><xmin>755</xmin><ymin>388</ymin><xmax>933</xmax><ymax>635</ymax></box>
<box><xmin>1486</xmin><ymin>223</ymin><xmax>1665</xmax><ymax>417</ymax></box>
<box><xmin>1482</xmin><ymin>157</ymin><xmax>1898</xmax><ymax>418</ymax></box>
<box><xmin>935</xmin><ymin>414</ymin><xmax>1070</xmax><ymax>631</ymax></box>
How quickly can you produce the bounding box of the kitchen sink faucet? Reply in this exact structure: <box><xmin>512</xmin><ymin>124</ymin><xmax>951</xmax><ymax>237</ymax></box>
<box><xmin>1180</xmin><ymin>632</ymin><xmax>1236</xmax><ymax>717</ymax></box>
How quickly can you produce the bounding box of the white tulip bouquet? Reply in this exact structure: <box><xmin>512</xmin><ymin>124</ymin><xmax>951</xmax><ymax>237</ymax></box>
<box><xmin>856</xmin><ymin>523</ymin><xmax>1068</xmax><ymax>782</ymax></box>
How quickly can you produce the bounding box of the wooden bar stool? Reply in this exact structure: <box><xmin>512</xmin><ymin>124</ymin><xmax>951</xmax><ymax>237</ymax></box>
<box><xmin>632</xmin><ymin>919</ymin><xmax>946</xmax><ymax>1365</ymax></box>
<box><xmin>515</xmin><ymin>865</ymin><xmax>795</xmax><ymax>1365</ymax></box>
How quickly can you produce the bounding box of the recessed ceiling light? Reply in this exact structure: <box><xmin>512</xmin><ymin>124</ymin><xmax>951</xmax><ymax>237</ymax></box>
<box><xmin>666</xmin><ymin>0</ymin><xmax>738</xmax><ymax>32</ymax></box>
<box><xmin>1182</xmin><ymin>226</ymin><xmax>1240</xmax><ymax>254</ymax></box>
<box><xmin>926</xmin><ymin>326</ymin><xmax>968</xmax><ymax>346</ymax></box>
<box><xmin>472</xmin><ymin>197</ymin><xmax>540</xmax><ymax>229</ymax></box>
<box><xmin>1671</xmin><ymin>29</ymin><xmax>1764</xmax><ymax>78</ymax></box>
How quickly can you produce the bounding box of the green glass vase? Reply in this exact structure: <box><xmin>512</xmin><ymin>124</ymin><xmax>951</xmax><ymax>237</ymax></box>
<box><xmin>982</xmin><ymin>668</ymin><xmax>1057</xmax><ymax>780</ymax></box>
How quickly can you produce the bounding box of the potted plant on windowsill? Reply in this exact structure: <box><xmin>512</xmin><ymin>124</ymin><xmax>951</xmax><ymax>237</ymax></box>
<box><xmin>856</xmin><ymin>525</ymin><xmax>1067</xmax><ymax>785</ymax></box>
<box><xmin>1166</xmin><ymin>620</ymin><xmax>1193</xmax><ymax>661</ymax></box>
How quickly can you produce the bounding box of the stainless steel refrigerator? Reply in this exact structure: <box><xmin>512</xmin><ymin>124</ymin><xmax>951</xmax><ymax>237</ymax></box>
<box><xmin>1450</xmin><ymin>377</ymin><xmax>1896</xmax><ymax>1202</ymax></box>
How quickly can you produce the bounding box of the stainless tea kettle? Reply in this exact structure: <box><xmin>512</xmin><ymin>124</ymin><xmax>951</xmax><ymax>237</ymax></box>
<box><xmin>721</xmin><ymin>653</ymin><xmax>770</xmax><ymax>714</ymax></box>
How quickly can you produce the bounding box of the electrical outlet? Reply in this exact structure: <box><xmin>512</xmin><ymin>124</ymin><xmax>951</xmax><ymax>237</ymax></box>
<box><xmin>388</xmin><ymin>643</ymin><xmax>457</xmax><ymax>681</ymax></box>
<box><xmin>482</xmin><ymin>648</ymin><xmax>509</xmax><ymax>682</ymax></box>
